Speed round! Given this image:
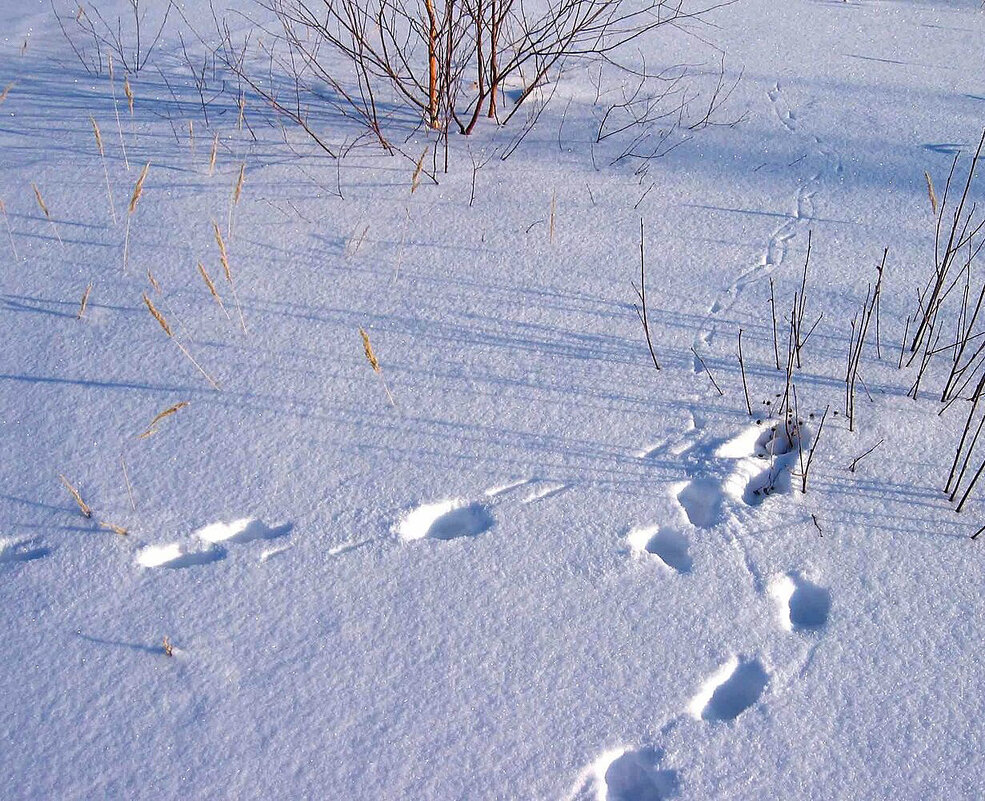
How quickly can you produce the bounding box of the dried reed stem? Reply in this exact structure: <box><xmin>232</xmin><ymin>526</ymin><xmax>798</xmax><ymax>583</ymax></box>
<box><xmin>122</xmin><ymin>162</ymin><xmax>149</xmax><ymax>272</ymax></box>
<box><xmin>213</xmin><ymin>220</ymin><xmax>247</xmax><ymax>334</ymax></box>
<box><xmin>925</xmin><ymin>170</ymin><xmax>938</xmax><ymax>217</ymax></box>
<box><xmin>99</xmin><ymin>521</ymin><xmax>129</xmax><ymax>536</ymax></box>
<box><xmin>77</xmin><ymin>283</ymin><xmax>92</xmax><ymax>320</ymax></box>
<box><xmin>142</xmin><ymin>293</ymin><xmax>221</xmax><ymax>389</ymax></box>
<box><xmin>59</xmin><ymin>474</ymin><xmax>92</xmax><ymax>518</ymax></box>
<box><xmin>90</xmin><ymin>116</ymin><xmax>118</xmax><ymax>224</ymax></box>
<box><xmin>360</xmin><ymin>327</ymin><xmax>396</xmax><ymax>407</ymax></box>
<box><xmin>0</xmin><ymin>82</ymin><xmax>14</xmax><ymax>104</ymax></box>
<box><xmin>31</xmin><ymin>182</ymin><xmax>62</xmax><ymax>246</ymax></box>
<box><xmin>124</xmin><ymin>76</ymin><xmax>134</xmax><ymax>115</ymax></box>
<box><xmin>411</xmin><ymin>148</ymin><xmax>427</xmax><ymax>193</ymax></box>
<box><xmin>138</xmin><ymin>401</ymin><xmax>189</xmax><ymax>439</ymax></box>
<box><xmin>208</xmin><ymin>132</ymin><xmax>218</xmax><ymax>176</ymax></box>
<box><xmin>198</xmin><ymin>262</ymin><xmax>231</xmax><ymax>320</ymax></box>
<box><xmin>108</xmin><ymin>56</ymin><xmax>130</xmax><ymax>170</ymax></box>
<box><xmin>227</xmin><ymin>163</ymin><xmax>245</xmax><ymax>238</ymax></box>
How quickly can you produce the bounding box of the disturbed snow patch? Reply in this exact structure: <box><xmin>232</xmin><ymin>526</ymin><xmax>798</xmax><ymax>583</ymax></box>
<box><xmin>627</xmin><ymin>526</ymin><xmax>692</xmax><ymax>574</ymax></box>
<box><xmin>196</xmin><ymin>517</ymin><xmax>292</xmax><ymax>544</ymax></box>
<box><xmin>570</xmin><ymin>746</ymin><xmax>679</xmax><ymax>801</ymax></box>
<box><xmin>770</xmin><ymin>572</ymin><xmax>831</xmax><ymax>632</ymax></box>
<box><xmin>397</xmin><ymin>499</ymin><xmax>495</xmax><ymax>541</ymax></box>
<box><xmin>689</xmin><ymin>656</ymin><xmax>768</xmax><ymax>722</ymax></box>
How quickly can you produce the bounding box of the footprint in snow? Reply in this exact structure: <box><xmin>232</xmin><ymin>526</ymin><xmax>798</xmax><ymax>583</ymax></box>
<box><xmin>0</xmin><ymin>536</ymin><xmax>50</xmax><ymax>566</ymax></box>
<box><xmin>717</xmin><ymin>422</ymin><xmax>801</xmax><ymax>507</ymax></box>
<box><xmin>689</xmin><ymin>656</ymin><xmax>769</xmax><ymax>722</ymax></box>
<box><xmin>570</xmin><ymin>747</ymin><xmax>680</xmax><ymax>801</ymax></box>
<box><xmin>396</xmin><ymin>499</ymin><xmax>495</xmax><ymax>542</ymax></box>
<box><xmin>397</xmin><ymin>478</ymin><xmax>565</xmax><ymax>544</ymax></box>
<box><xmin>627</xmin><ymin>526</ymin><xmax>692</xmax><ymax>574</ymax></box>
<box><xmin>674</xmin><ymin>478</ymin><xmax>724</xmax><ymax>529</ymax></box>
<box><xmin>136</xmin><ymin>517</ymin><xmax>292</xmax><ymax>569</ymax></box>
<box><xmin>137</xmin><ymin>543</ymin><xmax>225</xmax><ymax>569</ymax></box>
<box><xmin>770</xmin><ymin>572</ymin><xmax>830</xmax><ymax>632</ymax></box>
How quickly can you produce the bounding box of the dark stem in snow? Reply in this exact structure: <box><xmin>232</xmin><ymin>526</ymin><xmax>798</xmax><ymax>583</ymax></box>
<box><xmin>738</xmin><ymin>328</ymin><xmax>752</xmax><ymax>415</ymax></box>
<box><xmin>849</xmin><ymin>438</ymin><xmax>884</xmax><ymax>473</ymax></box>
<box><xmin>634</xmin><ymin>218</ymin><xmax>661</xmax><ymax>372</ymax></box>
<box><xmin>690</xmin><ymin>347</ymin><xmax>723</xmax><ymax>396</ymax></box>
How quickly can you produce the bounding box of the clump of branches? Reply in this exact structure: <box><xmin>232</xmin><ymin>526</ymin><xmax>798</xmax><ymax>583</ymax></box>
<box><xmin>223</xmin><ymin>0</ymin><xmax>727</xmax><ymax>161</ymax></box>
<box><xmin>905</xmin><ymin>130</ymin><xmax>985</xmax><ymax>403</ymax></box>
<box><xmin>845</xmin><ymin>248</ymin><xmax>887</xmax><ymax>431</ymax></box>
<box><xmin>595</xmin><ymin>53</ymin><xmax>743</xmax><ymax>178</ymax></box>
<box><xmin>51</xmin><ymin>0</ymin><xmax>175</xmax><ymax>76</ymax></box>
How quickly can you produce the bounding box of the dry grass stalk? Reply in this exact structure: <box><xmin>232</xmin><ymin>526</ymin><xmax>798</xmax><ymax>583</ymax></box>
<box><xmin>124</xmin><ymin>76</ymin><xmax>134</xmax><ymax>115</ymax></box>
<box><xmin>233</xmin><ymin>163</ymin><xmax>245</xmax><ymax>205</ymax></box>
<box><xmin>108</xmin><ymin>56</ymin><xmax>130</xmax><ymax>170</ymax></box>
<box><xmin>925</xmin><ymin>170</ymin><xmax>938</xmax><ymax>217</ymax></box>
<box><xmin>77</xmin><ymin>283</ymin><xmax>92</xmax><ymax>320</ymax></box>
<box><xmin>31</xmin><ymin>182</ymin><xmax>63</xmax><ymax>246</ymax></box>
<box><xmin>147</xmin><ymin>268</ymin><xmax>162</xmax><ymax>293</ymax></box>
<box><xmin>122</xmin><ymin>162</ymin><xmax>150</xmax><ymax>272</ymax></box>
<box><xmin>128</xmin><ymin>162</ymin><xmax>149</xmax><ymax>215</ymax></box>
<box><xmin>0</xmin><ymin>82</ymin><xmax>15</xmax><ymax>104</ymax></box>
<box><xmin>142</xmin><ymin>293</ymin><xmax>221</xmax><ymax>389</ymax></box>
<box><xmin>208</xmin><ymin>132</ymin><xmax>219</xmax><ymax>176</ymax></box>
<box><xmin>212</xmin><ymin>220</ymin><xmax>247</xmax><ymax>333</ymax></box>
<box><xmin>90</xmin><ymin>116</ymin><xmax>118</xmax><ymax>224</ymax></box>
<box><xmin>237</xmin><ymin>93</ymin><xmax>246</xmax><ymax>131</ymax></box>
<box><xmin>0</xmin><ymin>199</ymin><xmax>17</xmax><ymax>260</ymax></box>
<box><xmin>143</xmin><ymin>292</ymin><xmax>173</xmax><ymax>336</ymax></box>
<box><xmin>121</xmin><ymin>454</ymin><xmax>136</xmax><ymax>511</ymax></box>
<box><xmin>359</xmin><ymin>327</ymin><xmax>396</xmax><ymax>407</ymax></box>
<box><xmin>138</xmin><ymin>400</ymin><xmax>189</xmax><ymax>439</ymax></box>
<box><xmin>411</xmin><ymin>148</ymin><xmax>427</xmax><ymax>193</ymax></box>
<box><xmin>345</xmin><ymin>224</ymin><xmax>370</xmax><ymax>257</ymax></box>
<box><xmin>198</xmin><ymin>262</ymin><xmax>231</xmax><ymax>320</ymax></box>
<box><xmin>99</xmin><ymin>521</ymin><xmax>128</xmax><ymax>536</ymax></box>
<box><xmin>213</xmin><ymin>220</ymin><xmax>231</xmax><ymax>281</ymax></box>
<box><xmin>59</xmin><ymin>474</ymin><xmax>92</xmax><ymax>518</ymax></box>
<box><xmin>188</xmin><ymin>119</ymin><xmax>195</xmax><ymax>152</ymax></box>
<box><xmin>227</xmin><ymin>163</ymin><xmax>245</xmax><ymax>237</ymax></box>
<box><xmin>162</xmin><ymin>637</ymin><xmax>174</xmax><ymax>657</ymax></box>
<box><xmin>32</xmin><ymin>183</ymin><xmax>49</xmax><ymax>218</ymax></box>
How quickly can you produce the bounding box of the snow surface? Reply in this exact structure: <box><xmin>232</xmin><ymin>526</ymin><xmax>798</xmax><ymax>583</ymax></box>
<box><xmin>2</xmin><ymin>0</ymin><xmax>985</xmax><ymax>798</ymax></box>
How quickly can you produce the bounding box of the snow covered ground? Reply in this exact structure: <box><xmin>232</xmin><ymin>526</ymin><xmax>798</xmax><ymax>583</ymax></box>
<box><xmin>2</xmin><ymin>0</ymin><xmax>985</xmax><ymax>798</ymax></box>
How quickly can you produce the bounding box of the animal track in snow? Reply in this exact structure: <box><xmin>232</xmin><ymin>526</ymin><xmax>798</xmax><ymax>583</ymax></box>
<box><xmin>397</xmin><ymin>499</ymin><xmax>495</xmax><ymax>541</ymax></box>
<box><xmin>484</xmin><ymin>478</ymin><xmax>532</xmax><ymax>497</ymax></box>
<box><xmin>770</xmin><ymin>573</ymin><xmax>831</xmax><ymax>632</ymax></box>
<box><xmin>674</xmin><ymin>479</ymin><xmax>724</xmax><ymax>529</ymax></box>
<box><xmin>627</xmin><ymin>526</ymin><xmax>692</xmax><ymax>574</ymax></box>
<box><xmin>136</xmin><ymin>517</ymin><xmax>292</xmax><ymax>569</ymax></box>
<box><xmin>0</xmin><ymin>536</ymin><xmax>50</xmax><ymax>565</ymax></box>
<box><xmin>689</xmin><ymin>656</ymin><xmax>769</xmax><ymax>722</ymax></box>
<box><xmin>570</xmin><ymin>747</ymin><xmax>679</xmax><ymax>801</ymax></box>
<box><xmin>196</xmin><ymin>517</ymin><xmax>293</xmax><ymax>544</ymax></box>
<box><xmin>717</xmin><ymin>423</ymin><xmax>800</xmax><ymax>507</ymax></box>
<box><xmin>522</xmin><ymin>480</ymin><xmax>568</xmax><ymax>504</ymax></box>
<box><xmin>136</xmin><ymin>542</ymin><xmax>225</xmax><ymax>569</ymax></box>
